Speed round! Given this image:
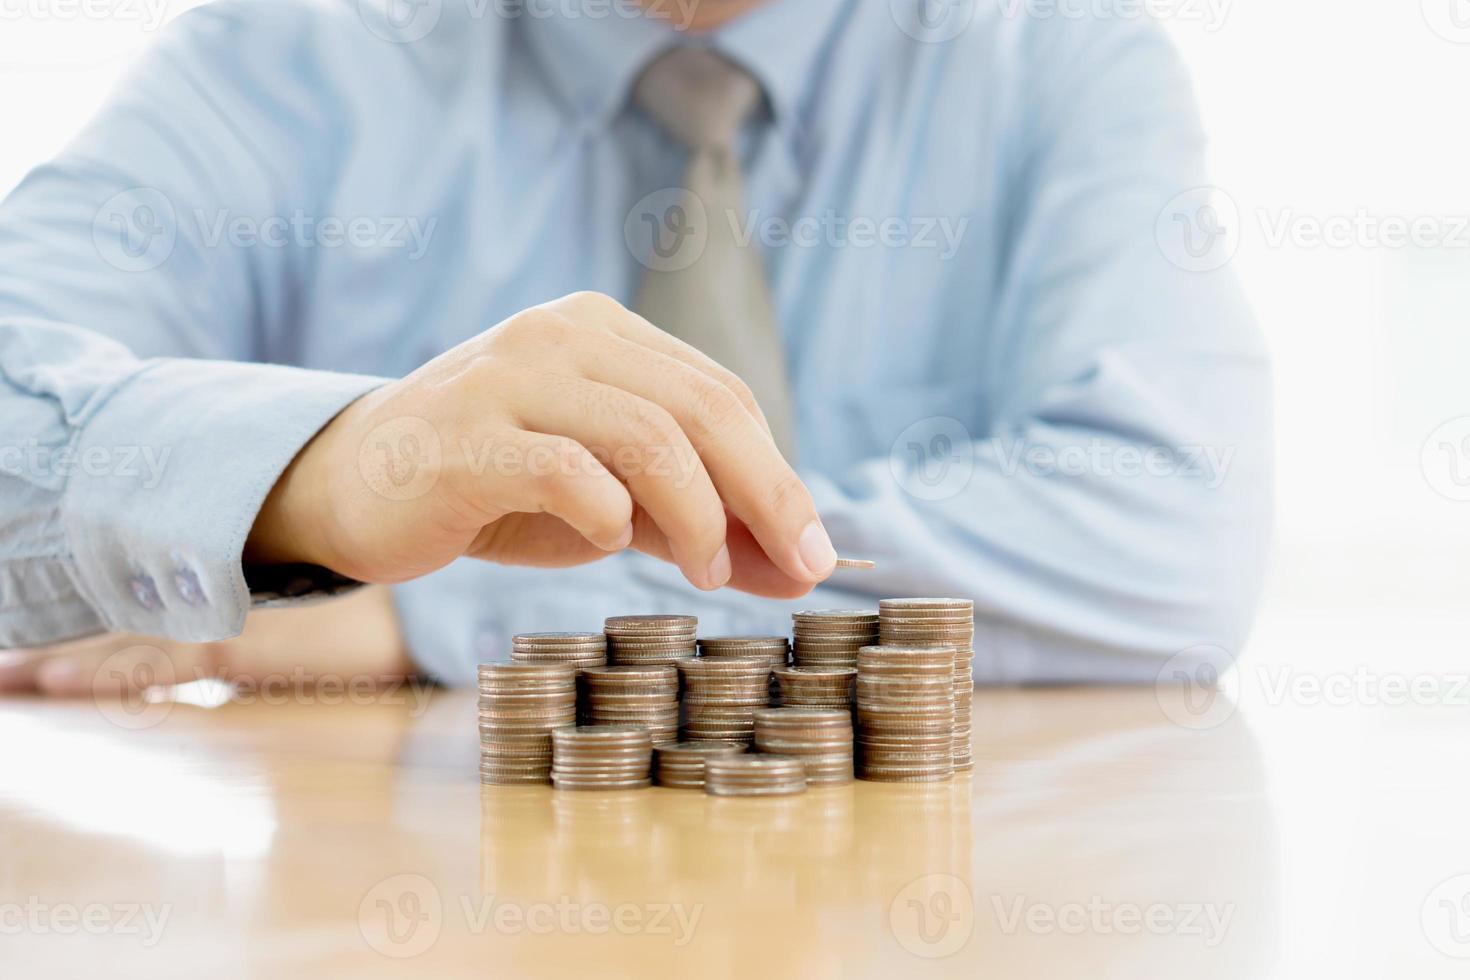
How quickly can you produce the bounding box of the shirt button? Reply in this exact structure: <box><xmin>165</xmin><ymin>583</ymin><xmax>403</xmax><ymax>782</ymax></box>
<box><xmin>130</xmin><ymin>573</ymin><xmax>162</xmax><ymax>611</ymax></box>
<box><xmin>174</xmin><ymin>566</ymin><xmax>206</xmax><ymax>606</ymax></box>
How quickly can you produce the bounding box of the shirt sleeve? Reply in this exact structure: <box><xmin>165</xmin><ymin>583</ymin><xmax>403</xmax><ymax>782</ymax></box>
<box><xmin>794</xmin><ymin>17</ymin><xmax>1273</xmax><ymax>683</ymax></box>
<box><xmin>0</xmin><ymin>3</ymin><xmax>387</xmax><ymax>647</ymax></box>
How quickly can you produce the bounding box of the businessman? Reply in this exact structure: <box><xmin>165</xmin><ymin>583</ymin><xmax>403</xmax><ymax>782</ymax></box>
<box><xmin>0</xmin><ymin>0</ymin><xmax>1271</xmax><ymax>692</ymax></box>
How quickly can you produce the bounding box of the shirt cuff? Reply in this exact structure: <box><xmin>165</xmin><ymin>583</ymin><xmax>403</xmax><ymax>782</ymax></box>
<box><xmin>60</xmin><ymin>358</ymin><xmax>387</xmax><ymax>641</ymax></box>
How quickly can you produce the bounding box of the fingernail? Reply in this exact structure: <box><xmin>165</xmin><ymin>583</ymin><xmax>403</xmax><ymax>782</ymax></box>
<box><xmin>0</xmin><ymin>651</ymin><xmax>32</xmax><ymax>670</ymax></box>
<box><xmin>798</xmin><ymin>521</ymin><xmax>837</xmax><ymax>579</ymax></box>
<box><xmin>37</xmin><ymin>657</ymin><xmax>81</xmax><ymax>687</ymax></box>
<box><xmin>706</xmin><ymin>545</ymin><xmax>732</xmax><ymax>589</ymax></box>
<box><xmin>612</xmin><ymin>523</ymin><xmax>635</xmax><ymax>550</ymax></box>
<box><xmin>0</xmin><ymin>651</ymin><xmax>33</xmax><ymax>687</ymax></box>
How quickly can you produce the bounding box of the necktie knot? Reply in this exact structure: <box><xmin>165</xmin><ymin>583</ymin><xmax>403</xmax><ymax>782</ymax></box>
<box><xmin>633</xmin><ymin>47</ymin><xmax>763</xmax><ymax>152</ymax></box>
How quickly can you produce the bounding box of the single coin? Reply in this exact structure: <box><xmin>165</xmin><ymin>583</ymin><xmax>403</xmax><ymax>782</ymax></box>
<box><xmin>605</xmin><ymin>614</ymin><xmax>698</xmax><ymax>631</ymax></box>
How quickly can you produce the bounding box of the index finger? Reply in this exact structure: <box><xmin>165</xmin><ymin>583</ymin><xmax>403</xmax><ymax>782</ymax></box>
<box><xmin>568</xmin><ymin>323</ymin><xmax>838</xmax><ymax>586</ymax></box>
<box><xmin>550</xmin><ymin>291</ymin><xmax>775</xmax><ymax>439</ymax></box>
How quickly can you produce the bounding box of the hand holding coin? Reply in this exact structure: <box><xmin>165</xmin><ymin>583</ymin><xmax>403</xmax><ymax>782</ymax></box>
<box><xmin>246</xmin><ymin>291</ymin><xmax>838</xmax><ymax>598</ymax></box>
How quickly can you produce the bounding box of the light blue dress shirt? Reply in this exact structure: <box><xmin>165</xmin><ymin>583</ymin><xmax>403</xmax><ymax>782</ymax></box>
<box><xmin>0</xmin><ymin>0</ymin><xmax>1271</xmax><ymax>684</ymax></box>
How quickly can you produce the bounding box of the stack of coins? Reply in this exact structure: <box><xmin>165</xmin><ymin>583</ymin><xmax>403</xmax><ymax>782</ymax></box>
<box><xmin>704</xmin><ymin>755</ymin><xmax>808</xmax><ymax>797</ymax></box>
<box><xmin>510</xmin><ymin>632</ymin><xmax>608</xmax><ymax>724</ymax></box>
<box><xmin>773</xmin><ymin>666</ymin><xmax>857</xmax><ymax>710</ymax></box>
<box><xmin>550</xmin><ymin>724</ymin><xmax>653</xmax><ymax>791</ymax></box>
<box><xmin>604</xmin><ymin>614</ymin><xmax>697</xmax><ymax>666</ymax></box>
<box><xmin>696</xmin><ymin>635</ymin><xmax>788</xmax><ymax>702</ymax></box>
<box><xmin>791</xmin><ymin>610</ymin><xmax>878</xmax><ymax>668</ymax></box>
<box><xmin>752</xmin><ymin>708</ymin><xmax>854</xmax><ymax>786</ymax></box>
<box><xmin>854</xmin><ymin>645</ymin><xmax>955</xmax><ymax>782</ymax></box>
<box><xmin>478</xmin><ymin>663</ymin><xmax>577</xmax><ymax>786</ymax></box>
<box><xmin>652</xmin><ymin>741</ymin><xmax>746</xmax><ymax>790</ymax></box>
<box><xmin>879</xmin><ymin>598</ymin><xmax>975</xmax><ymax>772</ymax></box>
<box><xmin>677</xmin><ymin>657</ymin><xmax>772</xmax><ymax>744</ymax></box>
<box><xmin>509</xmin><ymin>632</ymin><xmax>607</xmax><ymax>669</ymax></box>
<box><xmin>580</xmin><ymin>665</ymin><xmax>679</xmax><ymax>744</ymax></box>
<box><xmin>953</xmin><ymin>646</ymin><xmax>974</xmax><ymax>772</ymax></box>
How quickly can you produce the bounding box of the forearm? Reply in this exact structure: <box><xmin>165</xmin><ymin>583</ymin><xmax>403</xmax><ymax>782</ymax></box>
<box><xmin>801</xmin><ymin>361</ymin><xmax>1273</xmax><ymax>683</ymax></box>
<box><xmin>0</xmin><ymin>324</ymin><xmax>385</xmax><ymax>647</ymax></box>
<box><xmin>0</xmin><ymin>5</ymin><xmax>391</xmax><ymax>648</ymax></box>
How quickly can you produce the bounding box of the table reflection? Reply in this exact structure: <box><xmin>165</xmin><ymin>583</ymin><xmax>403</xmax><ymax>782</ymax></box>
<box><xmin>0</xmin><ymin>682</ymin><xmax>1274</xmax><ymax>978</ymax></box>
<box><xmin>466</xmin><ymin>687</ymin><xmax>1273</xmax><ymax>977</ymax></box>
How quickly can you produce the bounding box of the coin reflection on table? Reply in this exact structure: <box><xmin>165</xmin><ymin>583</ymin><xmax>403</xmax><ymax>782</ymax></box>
<box><xmin>469</xmin><ymin>686</ymin><xmax>1271</xmax><ymax>979</ymax></box>
<box><xmin>0</xmin><ymin>681</ymin><xmax>1280</xmax><ymax>979</ymax></box>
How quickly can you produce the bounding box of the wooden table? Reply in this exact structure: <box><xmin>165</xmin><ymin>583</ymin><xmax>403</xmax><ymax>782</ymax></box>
<box><xmin>2</xmin><ymin>683</ymin><xmax>1466</xmax><ymax>978</ymax></box>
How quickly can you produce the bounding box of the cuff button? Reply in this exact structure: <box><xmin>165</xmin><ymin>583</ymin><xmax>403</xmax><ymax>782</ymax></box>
<box><xmin>129</xmin><ymin>573</ymin><xmax>163</xmax><ymax>611</ymax></box>
<box><xmin>174</xmin><ymin>566</ymin><xmax>206</xmax><ymax>606</ymax></box>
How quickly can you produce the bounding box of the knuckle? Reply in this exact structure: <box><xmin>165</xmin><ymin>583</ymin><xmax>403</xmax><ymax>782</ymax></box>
<box><xmin>592</xmin><ymin>499</ymin><xmax>634</xmax><ymax>537</ymax></box>
<box><xmin>685</xmin><ymin>378</ymin><xmax>747</xmax><ymax>440</ymax></box>
<box><xmin>718</xmin><ymin>370</ymin><xmax>760</xmax><ymax>414</ymax></box>
<box><xmin>619</xmin><ymin>399</ymin><xmax>681</xmax><ymax>452</ymax></box>
<box><xmin>439</xmin><ymin>451</ymin><xmax>491</xmax><ymax>509</ymax></box>
<box><xmin>523</xmin><ymin>461</ymin><xmax>570</xmax><ymax>506</ymax></box>
<box><xmin>766</xmin><ymin>472</ymin><xmax>812</xmax><ymax>515</ymax></box>
<box><xmin>499</xmin><ymin>308</ymin><xmax>575</xmax><ymax>348</ymax></box>
<box><xmin>560</xmin><ymin>290</ymin><xmax>624</xmax><ymax>319</ymax></box>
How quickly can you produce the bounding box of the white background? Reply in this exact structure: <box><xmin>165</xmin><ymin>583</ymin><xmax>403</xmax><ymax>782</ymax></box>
<box><xmin>2</xmin><ymin>0</ymin><xmax>1469</xmax><ymax>679</ymax></box>
<box><xmin>4</xmin><ymin>4</ymin><xmax>1470</xmax><ymax>973</ymax></box>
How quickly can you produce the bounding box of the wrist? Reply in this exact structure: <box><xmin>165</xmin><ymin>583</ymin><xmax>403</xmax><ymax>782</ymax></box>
<box><xmin>244</xmin><ymin>409</ymin><xmax>346</xmax><ymax>571</ymax></box>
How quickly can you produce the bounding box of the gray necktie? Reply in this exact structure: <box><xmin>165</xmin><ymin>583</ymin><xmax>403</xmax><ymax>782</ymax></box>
<box><xmin>633</xmin><ymin>47</ymin><xmax>796</xmax><ymax>459</ymax></box>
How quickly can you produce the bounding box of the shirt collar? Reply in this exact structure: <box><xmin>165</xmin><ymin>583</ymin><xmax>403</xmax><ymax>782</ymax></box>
<box><xmin>518</xmin><ymin>6</ymin><xmax>674</xmax><ymax>129</ymax></box>
<box><xmin>520</xmin><ymin>0</ymin><xmax>853</xmax><ymax>137</ymax></box>
<box><xmin>713</xmin><ymin>0</ymin><xmax>851</xmax><ymax>139</ymax></box>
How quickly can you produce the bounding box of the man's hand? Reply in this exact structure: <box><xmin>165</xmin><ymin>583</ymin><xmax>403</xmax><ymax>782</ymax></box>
<box><xmin>0</xmin><ymin>587</ymin><xmax>411</xmax><ymax>695</ymax></box>
<box><xmin>246</xmin><ymin>292</ymin><xmax>837</xmax><ymax>598</ymax></box>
